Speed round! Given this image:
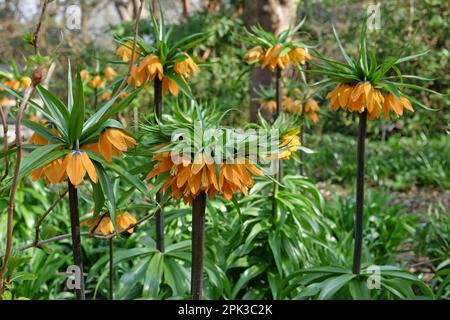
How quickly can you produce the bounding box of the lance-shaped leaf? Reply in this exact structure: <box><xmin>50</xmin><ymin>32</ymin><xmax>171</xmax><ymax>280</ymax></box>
<box><xmin>68</xmin><ymin>71</ymin><xmax>85</xmax><ymax>145</ymax></box>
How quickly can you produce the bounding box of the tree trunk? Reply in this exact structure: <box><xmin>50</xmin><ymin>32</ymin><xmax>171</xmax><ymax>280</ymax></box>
<box><xmin>182</xmin><ymin>0</ymin><xmax>190</xmax><ymax>21</ymax></box>
<box><xmin>243</xmin><ymin>0</ymin><xmax>297</xmax><ymax>123</ymax></box>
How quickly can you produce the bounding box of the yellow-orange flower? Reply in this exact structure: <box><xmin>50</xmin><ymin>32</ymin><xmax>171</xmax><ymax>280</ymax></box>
<box><xmin>88</xmin><ymin>216</ymin><xmax>114</xmax><ymax>235</ymax></box>
<box><xmin>326</xmin><ymin>82</ymin><xmax>384</xmax><ymax>120</ymax></box>
<box><xmin>20</xmin><ymin>77</ymin><xmax>32</xmax><ymax>89</ymax></box>
<box><xmin>139</xmin><ymin>55</ymin><xmax>164</xmax><ymax>81</ymax></box>
<box><xmin>32</xmin><ymin>158</ymin><xmax>67</xmax><ymax>184</ymax></box>
<box><xmin>174</xmin><ymin>55</ymin><xmax>200</xmax><ymax>77</ymax></box>
<box><xmin>283</xmin><ymin>97</ymin><xmax>302</xmax><ymax>115</ymax></box>
<box><xmin>98</xmin><ymin>128</ymin><xmax>137</xmax><ymax>162</ymax></box>
<box><xmin>383</xmin><ymin>94</ymin><xmax>414</xmax><ymax>119</ymax></box>
<box><xmin>128</xmin><ymin>64</ymin><xmax>148</xmax><ymax>87</ymax></box>
<box><xmin>4</xmin><ymin>79</ymin><xmax>20</xmax><ymax>91</ymax></box>
<box><xmin>117</xmin><ymin>212</ymin><xmax>138</xmax><ymax>233</ymax></box>
<box><xmin>62</xmin><ymin>151</ymin><xmax>98</xmax><ymax>187</ymax></box>
<box><xmin>0</xmin><ymin>97</ymin><xmax>12</xmax><ymax>108</ymax></box>
<box><xmin>115</xmin><ymin>42</ymin><xmax>139</xmax><ymax>62</ymax></box>
<box><xmin>245</xmin><ymin>46</ymin><xmax>265</xmax><ymax>63</ymax></box>
<box><xmin>146</xmin><ymin>151</ymin><xmax>262</xmax><ymax>204</ymax></box>
<box><xmin>80</xmin><ymin>70</ymin><xmax>90</xmax><ymax>81</ymax></box>
<box><xmin>81</xmin><ymin>142</ymin><xmax>100</xmax><ymax>154</ymax></box>
<box><xmin>162</xmin><ymin>77</ymin><xmax>180</xmax><ymax>96</ymax></box>
<box><xmin>89</xmin><ymin>75</ymin><xmax>104</xmax><ymax>89</ymax></box>
<box><xmin>104</xmin><ymin>67</ymin><xmax>118</xmax><ymax>82</ymax></box>
<box><xmin>262</xmin><ymin>45</ymin><xmax>289</xmax><ymax>71</ymax></box>
<box><xmin>260</xmin><ymin>99</ymin><xmax>277</xmax><ymax>113</ymax></box>
<box><xmin>289</xmin><ymin>47</ymin><xmax>311</xmax><ymax>65</ymax></box>
<box><xmin>88</xmin><ymin>212</ymin><xmax>138</xmax><ymax>235</ymax></box>
<box><xmin>219</xmin><ymin>161</ymin><xmax>263</xmax><ymax>200</ymax></box>
<box><xmin>101</xmin><ymin>91</ymin><xmax>112</xmax><ymax>101</ymax></box>
<box><xmin>304</xmin><ymin>99</ymin><xmax>320</xmax><ymax>123</ymax></box>
<box><xmin>277</xmin><ymin>130</ymin><xmax>301</xmax><ymax>159</ymax></box>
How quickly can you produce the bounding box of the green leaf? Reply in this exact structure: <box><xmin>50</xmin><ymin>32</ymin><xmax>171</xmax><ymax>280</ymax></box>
<box><xmin>91</xmin><ymin>180</ymin><xmax>105</xmax><ymax>217</ymax></box>
<box><xmin>143</xmin><ymin>252</ymin><xmax>164</xmax><ymax>297</ymax></box>
<box><xmin>68</xmin><ymin>71</ymin><xmax>85</xmax><ymax>145</ymax></box>
<box><xmin>36</xmin><ymin>85</ymin><xmax>70</xmax><ymax>124</ymax></box>
<box><xmin>81</xmin><ymin>88</ymin><xmax>141</xmax><ymax>141</ymax></box>
<box><xmin>318</xmin><ymin>274</ymin><xmax>356</xmax><ymax>300</ymax></box>
<box><xmin>94</xmin><ymin>163</ymin><xmax>117</xmax><ymax>231</ymax></box>
<box><xmin>231</xmin><ymin>265</ymin><xmax>266</xmax><ymax>299</ymax></box>
<box><xmin>395</xmin><ymin>50</ymin><xmax>430</xmax><ymax>65</ymax></box>
<box><xmin>67</xmin><ymin>60</ymin><xmax>74</xmax><ymax>110</ymax></box>
<box><xmin>22</xmin><ymin>119</ymin><xmax>65</xmax><ymax>145</ymax></box>
<box><xmin>163</xmin><ymin>258</ymin><xmax>189</xmax><ymax>296</ymax></box>
<box><xmin>332</xmin><ymin>25</ymin><xmax>355</xmax><ymax>68</ymax></box>
<box><xmin>86</xmin><ymin>151</ymin><xmax>148</xmax><ymax>196</ymax></box>
<box><xmin>349</xmin><ymin>278</ymin><xmax>370</xmax><ymax>300</ymax></box>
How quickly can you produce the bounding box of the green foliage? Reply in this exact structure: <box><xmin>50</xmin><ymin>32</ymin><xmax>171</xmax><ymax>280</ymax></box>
<box><xmin>304</xmin><ymin>133</ymin><xmax>449</xmax><ymax>190</ymax></box>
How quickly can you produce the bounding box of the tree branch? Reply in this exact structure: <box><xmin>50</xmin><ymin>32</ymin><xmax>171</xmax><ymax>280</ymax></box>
<box><xmin>34</xmin><ymin>189</ymin><xmax>68</xmax><ymax>245</ymax></box>
<box><xmin>31</xmin><ymin>0</ymin><xmax>49</xmax><ymax>54</ymax></box>
<box><xmin>116</xmin><ymin>0</ymin><xmax>144</xmax><ymax>94</ymax></box>
<box><xmin>0</xmin><ymin>106</ymin><xmax>9</xmax><ymax>183</ymax></box>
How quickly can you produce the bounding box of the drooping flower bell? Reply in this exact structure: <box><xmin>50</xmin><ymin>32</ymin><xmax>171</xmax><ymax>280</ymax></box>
<box><xmin>87</xmin><ymin>212</ymin><xmax>138</xmax><ymax>235</ymax></box>
<box><xmin>162</xmin><ymin>77</ymin><xmax>181</xmax><ymax>96</ymax></box>
<box><xmin>277</xmin><ymin>130</ymin><xmax>301</xmax><ymax>159</ymax></box>
<box><xmin>97</xmin><ymin>128</ymin><xmax>137</xmax><ymax>162</ymax></box>
<box><xmin>104</xmin><ymin>67</ymin><xmax>118</xmax><ymax>82</ymax></box>
<box><xmin>146</xmin><ymin>151</ymin><xmax>262</xmax><ymax>204</ymax></box>
<box><xmin>383</xmin><ymin>93</ymin><xmax>414</xmax><ymax>119</ymax></box>
<box><xmin>326</xmin><ymin>82</ymin><xmax>385</xmax><ymax>120</ymax></box>
<box><xmin>115</xmin><ymin>41</ymin><xmax>139</xmax><ymax>62</ymax></box>
<box><xmin>62</xmin><ymin>150</ymin><xmax>98</xmax><ymax>187</ymax></box>
<box><xmin>174</xmin><ymin>54</ymin><xmax>200</xmax><ymax>78</ymax></box>
<box><xmin>244</xmin><ymin>46</ymin><xmax>265</xmax><ymax>63</ymax></box>
<box><xmin>139</xmin><ymin>55</ymin><xmax>164</xmax><ymax>81</ymax></box>
<box><xmin>89</xmin><ymin>75</ymin><xmax>104</xmax><ymax>89</ymax></box>
<box><xmin>31</xmin><ymin>158</ymin><xmax>67</xmax><ymax>184</ymax></box>
<box><xmin>304</xmin><ymin>99</ymin><xmax>320</xmax><ymax>123</ymax></box>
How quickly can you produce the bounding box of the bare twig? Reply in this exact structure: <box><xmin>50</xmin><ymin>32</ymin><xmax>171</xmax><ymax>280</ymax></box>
<box><xmin>0</xmin><ymin>0</ymin><xmax>50</xmax><ymax>296</ymax></box>
<box><xmin>31</xmin><ymin>0</ymin><xmax>50</xmax><ymax>55</ymax></box>
<box><xmin>116</xmin><ymin>0</ymin><xmax>144</xmax><ymax>94</ymax></box>
<box><xmin>0</xmin><ymin>85</ymin><xmax>34</xmax><ymax>293</ymax></box>
<box><xmin>0</xmin><ymin>107</ymin><xmax>9</xmax><ymax>182</ymax></box>
<box><xmin>34</xmin><ymin>190</ymin><xmax>68</xmax><ymax>245</ymax></box>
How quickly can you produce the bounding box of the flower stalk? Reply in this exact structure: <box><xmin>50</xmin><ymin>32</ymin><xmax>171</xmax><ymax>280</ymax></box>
<box><xmin>272</xmin><ymin>67</ymin><xmax>282</xmax><ymax>217</ymax></box>
<box><xmin>299</xmin><ymin>124</ymin><xmax>305</xmax><ymax>175</ymax></box>
<box><xmin>154</xmin><ymin>77</ymin><xmax>165</xmax><ymax>253</ymax></box>
<box><xmin>191</xmin><ymin>191</ymin><xmax>206</xmax><ymax>300</ymax></box>
<box><xmin>68</xmin><ymin>181</ymin><xmax>86</xmax><ymax>300</ymax></box>
<box><xmin>352</xmin><ymin>110</ymin><xmax>367</xmax><ymax>275</ymax></box>
<box><xmin>109</xmin><ymin>238</ymin><xmax>114</xmax><ymax>300</ymax></box>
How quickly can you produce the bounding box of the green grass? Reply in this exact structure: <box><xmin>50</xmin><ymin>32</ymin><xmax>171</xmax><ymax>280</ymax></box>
<box><xmin>301</xmin><ymin>133</ymin><xmax>449</xmax><ymax>190</ymax></box>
